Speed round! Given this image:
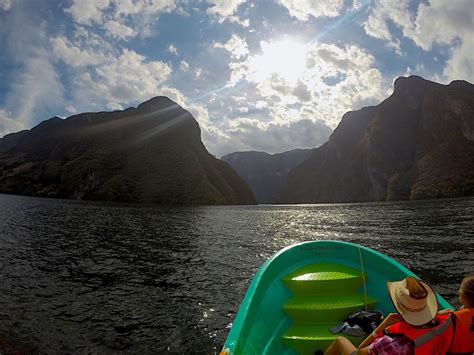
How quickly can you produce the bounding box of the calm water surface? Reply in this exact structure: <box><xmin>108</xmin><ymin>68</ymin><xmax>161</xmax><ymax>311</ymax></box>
<box><xmin>0</xmin><ymin>194</ymin><xmax>473</xmax><ymax>353</ymax></box>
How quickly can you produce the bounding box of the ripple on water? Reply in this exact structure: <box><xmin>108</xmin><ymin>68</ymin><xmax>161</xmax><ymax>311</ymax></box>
<box><xmin>0</xmin><ymin>194</ymin><xmax>473</xmax><ymax>353</ymax></box>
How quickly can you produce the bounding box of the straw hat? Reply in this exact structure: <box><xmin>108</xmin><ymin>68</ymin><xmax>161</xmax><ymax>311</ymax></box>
<box><xmin>387</xmin><ymin>276</ymin><xmax>438</xmax><ymax>326</ymax></box>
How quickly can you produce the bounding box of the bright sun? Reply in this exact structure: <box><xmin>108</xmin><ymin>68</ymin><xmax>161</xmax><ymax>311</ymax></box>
<box><xmin>250</xmin><ymin>39</ymin><xmax>307</xmax><ymax>84</ymax></box>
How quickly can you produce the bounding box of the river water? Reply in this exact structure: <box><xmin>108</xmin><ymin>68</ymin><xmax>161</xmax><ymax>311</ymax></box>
<box><xmin>0</xmin><ymin>194</ymin><xmax>472</xmax><ymax>353</ymax></box>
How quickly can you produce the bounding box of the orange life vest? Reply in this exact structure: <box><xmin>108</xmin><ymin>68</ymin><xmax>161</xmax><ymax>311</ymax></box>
<box><xmin>448</xmin><ymin>308</ymin><xmax>474</xmax><ymax>354</ymax></box>
<box><xmin>385</xmin><ymin>313</ymin><xmax>454</xmax><ymax>355</ymax></box>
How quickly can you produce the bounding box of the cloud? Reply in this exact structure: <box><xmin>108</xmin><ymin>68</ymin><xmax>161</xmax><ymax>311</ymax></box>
<box><xmin>113</xmin><ymin>0</ymin><xmax>175</xmax><ymax>17</ymax></box>
<box><xmin>111</xmin><ymin>0</ymin><xmax>176</xmax><ymax>37</ymax></box>
<box><xmin>104</xmin><ymin>20</ymin><xmax>137</xmax><ymax>40</ymax></box>
<box><xmin>205</xmin><ymin>0</ymin><xmax>249</xmax><ymax>26</ymax></box>
<box><xmin>50</xmin><ymin>24</ymin><xmax>178</xmax><ymax>114</ymax></box>
<box><xmin>292</xmin><ymin>80</ymin><xmax>311</xmax><ymax>102</ymax></box>
<box><xmin>73</xmin><ymin>49</ymin><xmax>172</xmax><ymax>110</ymax></box>
<box><xmin>213</xmin><ymin>34</ymin><xmax>249</xmax><ymax>59</ymax></box>
<box><xmin>278</xmin><ymin>0</ymin><xmax>344</xmax><ymax>20</ymax></box>
<box><xmin>0</xmin><ymin>1</ymin><xmax>389</xmax><ymax>156</ymax></box>
<box><xmin>9</xmin><ymin>0</ymin><xmax>471</xmax><ymax>162</ymax></box>
<box><xmin>1</xmin><ymin>3</ymin><xmax>65</xmax><ymax>130</ymax></box>
<box><xmin>66</xmin><ymin>0</ymin><xmax>110</xmax><ymax>24</ymax></box>
<box><xmin>0</xmin><ymin>109</ymin><xmax>25</xmax><ymax>137</ymax></box>
<box><xmin>177</xmin><ymin>27</ymin><xmax>392</xmax><ymax>155</ymax></box>
<box><xmin>363</xmin><ymin>0</ymin><xmax>473</xmax><ymax>81</ymax></box>
<box><xmin>47</xmin><ymin>4</ymin><xmax>210</xmax><ymax>137</ymax></box>
<box><xmin>65</xmin><ymin>0</ymin><xmax>176</xmax><ymax>38</ymax></box>
<box><xmin>226</xmin><ymin>41</ymin><xmax>385</xmax><ymax>127</ymax></box>
<box><xmin>50</xmin><ymin>36</ymin><xmax>107</xmax><ymax>67</ymax></box>
<box><xmin>0</xmin><ymin>0</ymin><xmax>12</xmax><ymax>11</ymax></box>
<box><xmin>406</xmin><ymin>0</ymin><xmax>472</xmax><ymax>51</ymax></box>
<box><xmin>199</xmin><ymin>38</ymin><xmax>387</xmax><ymax>156</ymax></box>
<box><xmin>205</xmin><ymin>118</ymin><xmax>332</xmax><ymax>157</ymax></box>
<box><xmin>179</xmin><ymin>60</ymin><xmax>190</xmax><ymax>71</ymax></box>
<box><xmin>206</xmin><ymin>0</ymin><xmax>245</xmax><ymax>17</ymax></box>
<box><xmin>6</xmin><ymin>48</ymin><xmax>65</xmax><ymax>126</ymax></box>
<box><xmin>443</xmin><ymin>41</ymin><xmax>473</xmax><ymax>82</ymax></box>
<box><xmin>410</xmin><ymin>0</ymin><xmax>473</xmax><ymax>82</ymax></box>
<box><xmin>167</xmin><ymin>44</ymin><xmax>178</xmax><ymax>55</ymax></box>
<box><xmin>363</xmin><ymin>0</ymin><xmax>412</xmax><ymax>53</ymax></box>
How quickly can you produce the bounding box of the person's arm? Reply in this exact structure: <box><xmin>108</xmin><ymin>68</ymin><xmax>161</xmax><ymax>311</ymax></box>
<box><xmin>357</xmin><ymin>313</ymin><xmax>401</xmax><ymax>349</ymax></box>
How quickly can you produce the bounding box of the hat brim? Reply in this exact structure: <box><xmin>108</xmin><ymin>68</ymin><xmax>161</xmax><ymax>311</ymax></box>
<box><xmin>387</xmin><ymin>279</ymin><xmax>438</xmax><ymax>326</ymax></box>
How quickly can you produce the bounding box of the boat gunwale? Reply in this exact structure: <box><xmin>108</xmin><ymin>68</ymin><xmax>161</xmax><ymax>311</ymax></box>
<box><xmin>223</xmin><ymin>240</ymin><xmax>453</xmax><ymax>354</ymax></box>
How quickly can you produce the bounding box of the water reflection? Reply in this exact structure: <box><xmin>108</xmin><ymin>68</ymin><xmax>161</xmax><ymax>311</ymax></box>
<box><xmin>0</xmin><ymin>194</ymin><xmax>472</xmax><ymax>353</ymax></box>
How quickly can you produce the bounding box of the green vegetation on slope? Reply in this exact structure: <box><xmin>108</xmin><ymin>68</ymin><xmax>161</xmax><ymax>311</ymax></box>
<box><xmin>283</xmin><ymin>76</ymin><xmax>474</xmax><ymax>203</ymax></box>
<box><xmin>0</xmin><ymin>97</ymin><xmax>256</xmax><ymax>205</ymax></box>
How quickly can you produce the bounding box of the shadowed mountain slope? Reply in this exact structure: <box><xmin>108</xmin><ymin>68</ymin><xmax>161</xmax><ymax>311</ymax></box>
<box><xmin>282</xmin><ymin>76</ymin><xmax>474</xmax><ymax>203</ymax></box>
<box><xmin>0</xmin><ymin>97</ymin><xmax>255</xmax><ymax>205</ymax></box>
<box><xmin>221</xmin><ymin>149</ymin><xmax>313</xmax><ymax>203</ymax></box>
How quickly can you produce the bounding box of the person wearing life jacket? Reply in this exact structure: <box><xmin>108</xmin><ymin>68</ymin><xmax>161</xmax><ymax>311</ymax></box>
<box><xmin>382</xmin><ymin>276</ymin><xmax>454</xmax><ymax>354</ymax></box>
<box><xmin>324</xmin><ymin>276</ymin><xmax>454</xmax><ymax>355</ymax></box>
<box><xmin>446</xmin><ymin>273</ymin><xmax>474</xmax><ymax>354</ymax></box>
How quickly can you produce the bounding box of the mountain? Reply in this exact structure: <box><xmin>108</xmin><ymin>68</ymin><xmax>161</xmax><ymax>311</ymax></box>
<box><xmin>283</xmin><ymin>76</ymin><xmax>474</xmax><ymax>203</ymax></box>
<box><xmin>221</xmin><ymin>149</ymin><xmax>313</xmax><ymax>203</ymax></box>
<box><xmin>0</xmin><ymin>97</ymin><xmax>256</xmax><ymax>205</ymax></box>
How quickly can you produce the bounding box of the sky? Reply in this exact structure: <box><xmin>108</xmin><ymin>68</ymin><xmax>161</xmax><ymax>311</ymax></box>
<box><xmin>0</xmin><ymin>0</ymin><xmax>472</xmax><ymax>157</ymax></box>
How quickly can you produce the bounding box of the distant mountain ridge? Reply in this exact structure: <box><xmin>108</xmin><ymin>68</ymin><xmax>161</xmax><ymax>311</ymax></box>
<box><xmin>0</xmin><ymin>97</ymin><xmax>256</xmax><ymax>205</ymax></box>
<box><xmin>282</xmin><ymin>76</ymin><xmax>474</xmax><ymax>203</ymax></box>
<box><xmin>2</xmin><ymin>76</ymin><xmax>472</xmax><ymax>205</ymax></box>
<box><xmin>221</xmin><ymin>149</ymin><xmax>312</xmax><ymax>203</ymax></box>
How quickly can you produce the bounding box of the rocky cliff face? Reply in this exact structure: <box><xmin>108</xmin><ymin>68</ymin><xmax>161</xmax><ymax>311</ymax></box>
<box><xmin>0</xmin><ymin>97</ymin><xmax>256</xmax><ymax>205</ymax></box>
<box><xmin>283</xmin><ymin>76</ymin><xmax>474</xmax><ymax>203</ymax></box>
<box><xmin>221</xmin><ymin>149</ymin><xmax>313</xmax><ymax>203</ymax></box>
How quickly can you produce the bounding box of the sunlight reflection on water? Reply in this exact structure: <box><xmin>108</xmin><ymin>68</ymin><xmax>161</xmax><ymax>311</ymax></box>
<box><xmin>0</xmin><ymin>195</ymin><xmax>472</xmax><ymax>353</ymax></box>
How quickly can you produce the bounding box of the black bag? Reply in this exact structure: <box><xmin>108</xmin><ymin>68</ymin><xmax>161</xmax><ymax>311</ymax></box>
<box><xmin>330</xmin><ymin>309</ymin><xmax>384</xmax><ymax>337</ymax></box>
<box><xmin>345</xmin><ymin>309</ymin><xmax>384</xmax><ymax>333</ymax></box>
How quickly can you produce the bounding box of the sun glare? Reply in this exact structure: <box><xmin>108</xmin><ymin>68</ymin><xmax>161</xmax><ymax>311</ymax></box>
<box><xmin>250</xmin><ymin>39</ymin><xmax>307</xmax><ymax>84</ymax></box>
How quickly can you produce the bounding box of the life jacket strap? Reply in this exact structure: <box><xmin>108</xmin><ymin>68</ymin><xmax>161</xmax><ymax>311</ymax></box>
<box><xmin>414</xmin><ymin>314</ymin><xmax>453</xmax><ymax>347</ymax></box>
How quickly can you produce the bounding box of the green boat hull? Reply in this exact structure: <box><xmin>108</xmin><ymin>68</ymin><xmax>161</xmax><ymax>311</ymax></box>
<box><xmin>222</xmin><ymin>240</ymin><xmax>453</xmax><ymax>355</ymax></box>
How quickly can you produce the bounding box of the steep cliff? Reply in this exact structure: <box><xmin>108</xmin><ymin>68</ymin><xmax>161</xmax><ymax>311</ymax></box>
<box><xmin>0</xmin><ymin>97</ymin><xmax>256</xmax><ymax>205</ymax></box>
<box><xmin>283</xmin><ymin>76</ymin><xmax>474</xmax><ymax>203</ymax></box>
